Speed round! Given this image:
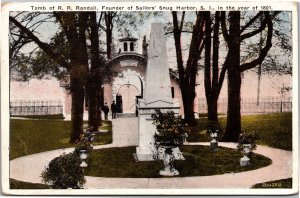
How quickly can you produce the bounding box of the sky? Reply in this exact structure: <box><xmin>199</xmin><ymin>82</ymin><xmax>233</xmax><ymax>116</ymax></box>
<box><xmin>10</xmin><ymin>11</ymin><xmax>293</xmax><ymax>102</ymax></box>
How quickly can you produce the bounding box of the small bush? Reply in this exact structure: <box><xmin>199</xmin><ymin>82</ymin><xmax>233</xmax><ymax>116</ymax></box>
<box><xmin>237</xmin><ymin>132</ymin><xmax>259</xmax><ymax>151</ymax></box>
<box><xmin>151</xmin><ymin>109</ymin><xmax>191</xmax><ymax>147</ymax></box>
<box><xmin>41</xmin><ymin>152</ymin><xmax>85</xmax><ymax>189</ymax></box>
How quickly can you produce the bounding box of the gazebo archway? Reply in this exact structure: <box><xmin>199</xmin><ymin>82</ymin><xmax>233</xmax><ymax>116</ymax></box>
<box><xmin>112</xmin><ymin>70</ymin><xmax>145</xmax><ymax>114</ymax></box>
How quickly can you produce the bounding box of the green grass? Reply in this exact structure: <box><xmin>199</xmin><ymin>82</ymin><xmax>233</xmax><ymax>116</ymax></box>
<box><xmin>240</xmin><ymin>113</ymin><xmax>292</xmax><ymax>151</ymax></box>
<box><xmin>10</xmin><ymin>119</ymin><xmax>112</xmax><ymax>160</ymax></box>
<box><xmin>252</xmin><ymin>178</ymin><xmax>292</xmax><ymax>188</ymax></box>
<box><xmin>85</xmin><ymin>145</ymin><xmax>271</xmax><ymax>178</ymax></box>
<box><xmin>198</xmin><ymin>113</ymin><xmax>225</xmax><ymax>118</ymax></box>
<box><xmin>10</xmin><ymin>179</ymin><xmax>49</xmax><ymax>189</ymax></box>
<box><xmin>11</xmin><ymin>114</ymin><xmax>65</xmax><ymax>120</ymax></box>
<box><xmin>188</xmin><ymin>113</ymin><xmax>292</xmax><ymax>151</ymax></box>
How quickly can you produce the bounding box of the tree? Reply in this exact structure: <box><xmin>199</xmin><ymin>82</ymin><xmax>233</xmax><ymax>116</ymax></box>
<box><xmin>102</xmin><ymin>12</ymin><xmax>116</xmax><ymax>59</ymax></box>
<box><xmin>10</xmin><ymin>31</ymin><xmax>69</xmax><ymax>81</ymax></box>
<box><xmin>55</xmin><ymin>12</ymin><xmax>90</xmax><ymax>143</ymax></box>
<box><xmin>86</xmin><ymin>12</ymin><xmax>106</xmax><ymax>131</ymax></box>
<box><xmin>9</xmin><ymin>11</ymin><xmax>148</xmax><ymax>140</ymax></box>
<box><xmin>203</xmin><ymin>11</ymin><xmax>227</xmax><ymax>124</ymax></box>
<box><xmin>171</xmin><ymin>11</ymin><xmax>205</xmax><ymax>126</ymax></box>
<box><xmin>10</xmin><ymin>12</ymin><xmax>90</xmax><ymax>143</ymax></box>
<box><xmin>220</xmin><ymin>11</ymin><xmax>280</xmax><ymax>142</ymax></box>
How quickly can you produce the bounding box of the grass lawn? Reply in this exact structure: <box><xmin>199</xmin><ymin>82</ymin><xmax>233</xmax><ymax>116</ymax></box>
<box><xmin>85</xmin><ymin>145</ymin><xmax>271</xmax><ymax>178</ymax></box>
<box><xmin>188</xmin><ymin>113</ymin><xmax>292</xmax><ymax>151</ymax></box>
<box><xmin>10</xmin><ymin>179</ymin><xmax>49</xmax><ymax>189</ymax></box>
<box><xmin>252</xmin><ymin>178</ymin><xmax>292</xmax><ymax>188</ymax></box>
<box><xmin>10</xmin><ymin>119</ymin><xmax>112</xmax><ymax>160</ymax></box>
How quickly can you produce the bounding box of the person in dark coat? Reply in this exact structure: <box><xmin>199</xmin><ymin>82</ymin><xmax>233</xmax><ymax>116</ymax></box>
<box><xmin>102</xmin><ymin>102</ymin><xmax>109</xmax><ymax>120</ymax></box>
<box><xmin>111</xmin><ymin>101</ymin><xmax>117</xmax><ymax>119</ymax></box>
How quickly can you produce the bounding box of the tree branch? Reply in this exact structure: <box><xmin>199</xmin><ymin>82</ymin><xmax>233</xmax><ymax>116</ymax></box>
<box><xmin>98</xmin><ymin>12</ymin><xmax>104</xmax><ymax>30</ymax></box>
<box><xmin>179</xmin><ymin>11</ymin><xmax>185</xmax><ymax>31</ymax></box>
<box><xmin>186</xmin><ymin>12</ymin><xmax>204</xmax><ymax>81</ymax></box>
<box><xmin>240</xmin><ymin>13</ymin><xmax>273</xmax><ymax>72</ymax></box>
<box><xmin>240</xmin><ymin>12</ymin><xmax>269</xmax><ymax>40</ymax></box>
<box><xmin>220</xmin><ymin>12</ymin><xmax>230</xmax><ymax>43</ymax></box>
<box><xmin>165</xmin><ymin>30</ymin><xmax>193</xmax><ymax>35</ymax></box>
<box><xmin>240</xmin><ymin>12</ymin><xmax>263</xmax><ymax>33</ymax></box>
<box><xmin>212</xmin><ymin>11</ymin><xmax>220</xmax><ymax>94</ymax></box>
<box><xmin>204</xmin><ymin>11</ymin><xmax>212</xmax><ymax>96</ymax></box>
<box><xmin>171</xmin><ymin>11</ymin><xmax>185</xmax><ymax>82</ymax></box>
<box><xmin>217</xmin><ymin>58</ymin><xmax>228</xmax><ymax>95</ymax></box>
<box><xmin>10</xmin><ymin>16</ymin><xmax>70</xmax><ymax>70</ymax></box>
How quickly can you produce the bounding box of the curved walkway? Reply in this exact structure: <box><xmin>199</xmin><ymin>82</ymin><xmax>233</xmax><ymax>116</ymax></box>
<box><xmin>10</xmin><ymin>117</ymin><xmax>293</xmax><ymax>189</ymax></box>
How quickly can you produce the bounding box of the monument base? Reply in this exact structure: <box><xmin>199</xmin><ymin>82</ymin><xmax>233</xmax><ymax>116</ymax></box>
<box><xmin>135</xmin><ymin>101</ymin><xmax>182</xmax><ymax>161</ymax></box>
<box><xmin>136</xmin><ymin>147</ymin><xmax>155</xmax><ymax>161</ymax></box>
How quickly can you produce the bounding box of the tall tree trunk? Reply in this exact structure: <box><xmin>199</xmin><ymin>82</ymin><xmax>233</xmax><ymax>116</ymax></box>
<box><xmin>105</xmin><ymin>12</ymin><xmax>113</xmax><ymax>59</ymax></box>
<box><xmin>204</xmin><ymin>11</ymin><xmax>222</xmax><ymax>123</ymax></box>
<box><xmin>88</xmin><ymin>12</ymin><xmax>102</xmax><ymax>131</ymax></box>
<box><xmin>69</xmin><ymin>12</ymin><xmax>89</xmax><ymax>143</ymax></box>
<box><xmin>172</xmin><ymin>11</ymin><xmax>204</xmax><ymax>126</ymax></box>
<box><xmin>211</xmin><ymin>12</ymin><xmax>221</xmax><ymax>122</ymax></box>
<box><xmin>220</xmin><ymin>11</ymin><xmax>275</xmax><ymax>142</ymax></box>
<box><xmin>97</xmin><ymin>87</ymin><xmax>103</xmax><ymax>126</ymax></box>
<box><xmin>204</xmin><ymin>11</ymin><xmax>214</xmax><ymax>121</ymax></box>
<box><xmin>207</xmin><ymin>97</ymin><xmax>218</xmax><ymax>121</ymax></box>
<box><xmin>69</xmin><ymin>66</ymin><xmax>85</xmax><ymax>143</ymax></box>
<box><xmin>182</xmin><ymin>89</ymin><xmax>196</xmax><ymax>125</ymax></box>
<box><xmin>87</xmin><ymin>79</ymin><xmax>98</xmax><ymax>131</ymax></box>
<box><xmin>222</xmin><ymin>12</ymin><xmax>241</xmax><ymax>142</ymax></box>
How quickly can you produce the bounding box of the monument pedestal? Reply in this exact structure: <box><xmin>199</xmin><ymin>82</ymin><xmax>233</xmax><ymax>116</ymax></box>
<box><xmin>135</xmin><ymin>23</ymin><xmax>183</xmax><ymax>161</ymax></box>
<box><xmin>136</xmin><ymin>101</ymin><xmax>180</xmax><ymax>161</ymax></box>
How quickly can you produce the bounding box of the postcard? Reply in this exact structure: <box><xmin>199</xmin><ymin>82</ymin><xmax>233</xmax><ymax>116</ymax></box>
<box><xmin>1</xmin><ymin>1</ymin><xmax>298</xmax><ymax>195</ymax></box>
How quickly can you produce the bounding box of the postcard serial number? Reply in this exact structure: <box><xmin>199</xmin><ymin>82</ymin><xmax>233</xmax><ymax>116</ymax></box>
<box><xmin>262</xmin><ymin>182</ymin><xmax>282</xmax><ymax>188</ymax></box>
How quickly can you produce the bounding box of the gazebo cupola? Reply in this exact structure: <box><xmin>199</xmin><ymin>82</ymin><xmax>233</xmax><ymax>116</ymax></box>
<box><xmin>119</xmin><ymin>37</ymin><xmax>138</xmax><ymax>53</ymax></box>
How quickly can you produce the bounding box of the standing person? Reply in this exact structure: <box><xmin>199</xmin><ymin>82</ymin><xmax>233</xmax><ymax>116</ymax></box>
<box><xmin>111</xmin><ymin>101</ymin><xmax>117</xmax><ymax>119</ymax></box>
<box><xmin>102</xmin><ymin>102</ymin><xmax>109</xmax><ymax>121</ymax></box>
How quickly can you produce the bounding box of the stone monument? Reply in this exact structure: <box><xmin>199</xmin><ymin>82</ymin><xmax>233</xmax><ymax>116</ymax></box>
<box><xmin>136</xmin><ymin>23</ymin><xmax>181</xmax><ymax>161</ymax></box>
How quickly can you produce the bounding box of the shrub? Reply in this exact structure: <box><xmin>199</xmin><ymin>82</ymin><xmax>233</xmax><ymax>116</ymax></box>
<box><xmin>151</xmin><ymin>109</ymin><xmax>190</xmax><ymax>147</ymax></box>
<box><xmin>237</xmin><ymin>131</ymin><xmax>259</xmax><ymax>152</ymax></box>
<box><xmin>207</xmin><ymin>120</ymin><xmax>221</xmax><ymax>133</ymax></box>
<box><xmin>41</xmin><ymin>152</ymin><xmax>86</xmax><ymax>189</ymax></box>
<box><xmin>74</xmin><ymin>132</ymin><xmax>93</xmax><ymax>154</ymax></box>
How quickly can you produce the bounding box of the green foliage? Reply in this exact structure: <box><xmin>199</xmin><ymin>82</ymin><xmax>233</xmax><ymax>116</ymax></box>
<box><xmin>240</xmin><ymin>113</ymin><xmax>292</xmax><ymax>150</ymax></box>
<box><xmin>74</xmin><ymin>132</ymin><xmax>94</xmax><ymax>154</ymax></box>
<box><xmin>240</xmin><ymin>12</ymin><xmax>292</xmax><ymax>76</ymax></box>
<box><xmin>207</xmin><ymin>120</ymin><xmax>221</xmax><ymax>133</ymax></box>
<box><xmin>187</xmin><ymin>113</ymin><xmax>292</xmax><ymax>151</ymax></box>
<box><xmin>10</xmin><ymin>30</ymin><xmax>69</xmax><ymax>82</ymax></box>
<box><xmin>11</xmin><ymin>49</ymin><xmax>68</xmax><ymax>82</ymax></box>
<box><xmin>237</xmin><ymin>131</ymin><xmax>259</xmax><ymax>151</ymax></box>
<box><xmin>84</xmin><ymin>146</ymin><xmax>271</xmax><ymax>178</ymax></box>
<box><xmin>10</xmin><ymin>119</ymin><xmax>112</xmax><ymax>160</ymax></box>
<box><xmin>151</xmin><ymin>109</ymin><xmax>190</xmax><ymax>147</ymax></box>
<box><xmin>41</xmin><ymin>152</ymin><xmax>85</xmax><ymax>189</ymax></box>
<box><xmin>10</xmin><ymin>179</ymin><xmax>49</xmax><ymax>189</ymax></box>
